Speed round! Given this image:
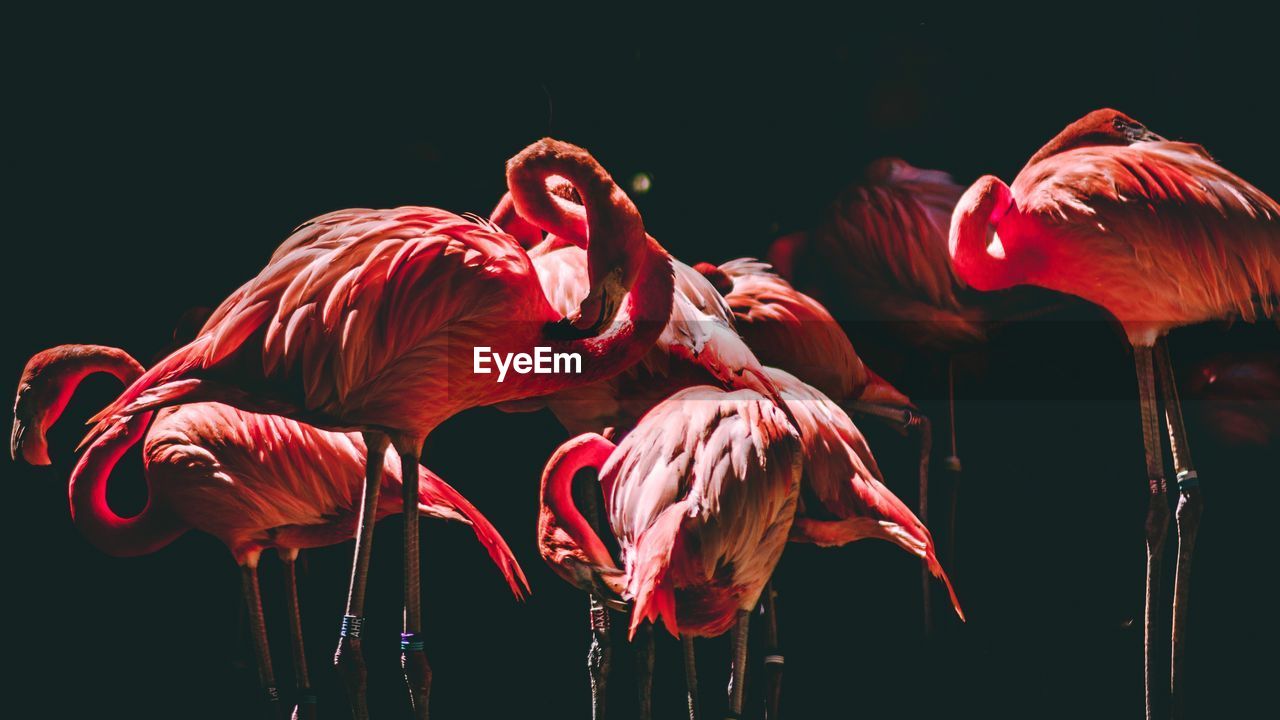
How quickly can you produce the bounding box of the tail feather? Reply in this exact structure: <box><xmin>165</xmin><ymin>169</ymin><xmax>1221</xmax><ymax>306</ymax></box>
<box><xmin>418</xmin><ymin>469</ymin><xmax>531</xmax><ymax>600</ymax></box>
<box><xmin>627</xmin><ymin>502</ymin><xmax>690</xmax><ymax>638</ymax></box>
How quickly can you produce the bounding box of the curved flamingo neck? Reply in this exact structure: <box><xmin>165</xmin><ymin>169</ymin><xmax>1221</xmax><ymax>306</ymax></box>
<box><xmin>15</xmin><ymin>345</ymin><xmax>146</xmax><ymax>465</ymax></box>
<box><xmin>540</xmin><ymin>433</ymin><xmax>618</xmax><ymax>570</ymax></box>
<box><xmin>68</xmin><ymin>411</ymin><xmax>187</xmax><ymax>557</ymax></box>
<box><xmin>949</xmin><ymin>176</ymin><xmax>1021</xmax><ymax>292</ymax></box>
<box><xmin>543</xmin><ymin>237</ymin><xmax>674</xmax><ymax>385</ymax></box>
<box><xmin>489</xmin><ymin>192</ymin><xmax>544</xmax><ymax>249</ymax></box>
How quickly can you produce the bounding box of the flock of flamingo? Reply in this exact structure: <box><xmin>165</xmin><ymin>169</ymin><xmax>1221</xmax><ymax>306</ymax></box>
<box><xmin>12</xmin><ymin>109</ymin><xmax>1279</xmax><ymax>720</ymax></box>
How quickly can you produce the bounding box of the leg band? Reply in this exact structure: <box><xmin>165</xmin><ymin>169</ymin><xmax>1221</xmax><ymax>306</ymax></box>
<box><xmin>340</xmin><ymin>614</ymin><xmax>365</xmax><ymax>639</ymax></box>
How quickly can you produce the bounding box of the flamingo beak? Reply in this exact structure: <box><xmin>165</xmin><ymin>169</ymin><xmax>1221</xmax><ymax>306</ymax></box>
<box><xmin>10</xmin><ymin>412</ymin><xmax>49</xmax><ymax>466</ymax></box>
<box><xmin>570</xmin><ymin>268</ymin><xmax>626</xmax><ymax>334</ymax></box>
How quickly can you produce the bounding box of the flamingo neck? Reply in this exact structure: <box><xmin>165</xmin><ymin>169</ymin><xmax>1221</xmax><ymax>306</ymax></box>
<box><xmin>68</xmin><ymin>412</ymin><xmax>187</xmax><ymax>557</ymax></box>
<box><xmin>16</xmin><ymin>345</ymin><xmax>146</xmax><ymax>465</ymax></box>
<box><xmin>540</xmin><ymin>433</ymin><xmax>618</xmax><ymax>570</ymax></box>
<box><xmin>543</xmin><ymin>237</ymin><xmax>675</xmax><ymax>386</ymax></box>
<box><xmin>949</xmin><ymin>176</ymin><xmax>1021</xmax><ymax>292</ymax></box>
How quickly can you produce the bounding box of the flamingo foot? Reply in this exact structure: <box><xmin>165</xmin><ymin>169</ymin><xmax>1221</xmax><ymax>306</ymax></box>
<box><xmin>401</xmin><ymin>632</ymin><xmax>432</xmax><ymax>720</ymax></box>
<box><xmin>333</xmin><ymin>619</ymin><xmax>369</xmax><ymax>720</ymax></box>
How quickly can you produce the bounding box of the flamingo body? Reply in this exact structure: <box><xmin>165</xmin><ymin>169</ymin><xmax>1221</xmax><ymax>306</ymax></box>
<box><xmin>538</xmin><ymin>385</ymin><xmax>802</xmax><ymax>638</ymax></box>
<box><xmin>696</xmin><ymin>258</ymin><xmax>911</xmax><ymax>407</ymax></box>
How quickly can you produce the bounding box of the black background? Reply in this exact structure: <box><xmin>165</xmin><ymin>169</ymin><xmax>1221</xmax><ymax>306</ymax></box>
<box><xmin>6</xmin><ymin>10</ymin><xmax>1279</xmax><ymax>719</ymax></box>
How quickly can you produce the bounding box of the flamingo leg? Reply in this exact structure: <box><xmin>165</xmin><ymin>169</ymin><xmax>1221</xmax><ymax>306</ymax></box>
<box><xmin>399</xmin><ymin>444</ymin><xmax>432</xmax><ymax>720</ymax></box>
<box><xmin>761</xmin><ymin>583</ymin><xmax>782</xmax><ymax>720</ymax></box>
<box><xmin>587</xmin><ymin>598</ymin><xmax>613</xmax><ymax>720</ymax></box>
<box><xmin>240</xmin><ymin>562</ymin><xmax>282</xmax><ymax>714</ymax></box>
<box><xmin>281</xmin><ymin>551</ymin><xmax>316</xmax><ymax>720</ymax></box>
<box><xmin>1134</xmin><ymin>346</ymin><xmax>1170</xmax><ymax>720</ymax></box>
<box><xmin>333</xmin><ymin>431</ymin><xmax>388</xmax><ymax>720</ymax></box>
<box><xmin>575</xmin><ymin>469</ymin><xmax>612</xmax><ymax>720</ymax></box>
<box><xmin>635</xmin><ymin>622</ymin><xmax>655</xmax><ymax>720</ymax></box>
<box><xmin>844</xmin><ymin>397</ymin><xmax>938</xmax><ymax>635</ymax></box>
<box><xmin>727</xmin><ymin>609</ymin><xmax>750</xmax><ymax>719</ymax></box>
<box><xmin>943</xmin><ymin>356</ymin><xmax>963</xmax><ymax>584</ymax></box>
<box><xmin>917</xmin><ymin>414</ymin><xmax>935</xmax><ymax>637</ymax></box>
<box><xmin>683</xmin><ymin>635</ymin><xmax>700</xmax><ymax>720</ymax></box>
<box><xmin>1156</xmin><ymin>338</ymin><xmax>1202</xmax><ymax>720</ymax></box>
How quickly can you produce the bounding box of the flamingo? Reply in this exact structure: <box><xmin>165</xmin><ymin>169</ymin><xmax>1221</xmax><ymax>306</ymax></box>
<box><xmin>537</xmin><ymin>384</ymin><xmax>802</xmax><ymax>720</ymax></box>
<box><xmin>80</xmin><ymin>138</ymin><xmax>676</xmax><ymax>719</ymax></box>
<box><xmin>491</xmin><ymin>186</ymin><xmax>790</xmax><ymax>718</ymax></box>
<box><xmin>694</xmin><ymin>257</ymin><xmax>954</xmax><ymax>646</ymax></box>
<box><xmin>764</xmin><ymin>159</ymin><xmax>984</xmax><ymax>604</ymax></box>
<box><xmin>947</xmin><ymin>108</ymin><xmax>1280</xmax><ymax>719</ymax></box>
<box><xmin>12</xmin><ymin>344</ymin><xmax>527</xmax><ymax>718</ymax></box>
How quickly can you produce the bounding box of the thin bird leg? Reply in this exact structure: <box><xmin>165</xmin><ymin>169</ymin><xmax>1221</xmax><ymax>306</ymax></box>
<box><xmin>635</xmin><ymin>622</ymin><xmax>655</xmax><ymax>720</ymax></box>
<box><xmin>683</xmin><ymin>635</ymin><xmax>700</xmax><ymax>720</ymax></box>
<box><xmin>1135</xmin><ymin>346</ymin><xmax>1170</xmax><ymax>720</ymax></box>
<box><xmin>761</xmin><ymin>584</ymin><xmax>782</xmax><ymax>720</ymax></box>
<box><xmin>944</xmin><ymin>356</ymin><xmax>963</xmax><ymax>575</ymax></box>
<box><xmin>240</xmin><ymin>561</ymin><xmax>282</xmax><ymax>713</ymax></box>
<box><xmin>727</xmin><ymin>609</ymin><xmax>750</xmax><ymax>719</ymax></box>
<box><xmin>400</xmin><ymin>443</ymin><xmax>432</xmax><ymax>720</ymax></box>
<box><xmin>333</xmin><ymin>431</ymin><xmax>389</xmax><ymax>720</ymax></box>
<box><xmin>918</xmin><ymin>415</ymin><xmax>935</xmax><ymax>637</ymax></box>
<box><xmin>1156</xmin><ymin>338</ymin><xmax>1203</xmax><ymax>720</ymax></box>
<box><xmin>574</xmin><ymin>470</ymin><xmax>612</xmax><ymax>720</ymax></box>
<box><xmin>280</xmin><ymin>550</ymin><xmax>316</xmax><ymax>720</ymax></box>
<box><xmin>843</xmin><ymin>399</ymin><xmax>937</xmax><ymax>635</ymax></box>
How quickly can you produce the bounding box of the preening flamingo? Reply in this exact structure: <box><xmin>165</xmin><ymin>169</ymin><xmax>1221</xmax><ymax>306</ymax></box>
<box><xmin>82</xmin><ymin>139</ymin><xmax>675</xmax><ymax>719</ymax></box>
<box><xmin>492</xmin><ymin>186</ymin><xmax>790</xmax><ymax>718</ymax></box>
<box><xmin>948</xmin><ymin>108</ymin><xmax>1280</xmax><ymax>719</ymax></box>
<box><xmin>12</xmin><ymin>345</ymin><xmax>527</xmax><ymax>717</ymax></box>
<box><xmin>537</xmin><ymin>384</ymin><xmax>802</xmax><ymax>720</ymax></box>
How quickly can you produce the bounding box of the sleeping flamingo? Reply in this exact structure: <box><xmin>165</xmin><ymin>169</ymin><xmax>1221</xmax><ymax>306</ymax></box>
<box><xmin>81</xmin><ymin>138</ymin><xmax>675</xmax><ymax>719</ymax></box>
<box><xmin>537</xmin><ymin>384</ymin><xmax>802</xmax><ymax>720</ymax></box>
<box><xmin>12</xmin><ymin>344</ymin><xmax>527</xmax><ymax>718</ymax></box>
<box><xmin>948</xmin><ymin>108</ymin><xmax>1280</xmax><ymax>719</ymax></box>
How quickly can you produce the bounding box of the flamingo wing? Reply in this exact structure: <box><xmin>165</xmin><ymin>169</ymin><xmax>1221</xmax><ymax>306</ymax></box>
<box><xmin>605</xmin><ymin>386</ymin><xmax>801</xmax><ymax>636</ymax></box>
<box><xmin>766</xmin><ymin>368</ymin><xmax>962</xmax><ymax>618</ymax></box>
<box><xmin>90</xmin><ymin>208</ymin><xmax>546</xmax><ymax>434</ymax></box>
<box><xmin>716</xmin><ymin>258</ymin><xmax>866</xmax><ymax>401</ymax></box>
<box><xmin>1013</xmin><ymin>141</ymin><xmax>1280</xmax><ymax>326</ymax></box>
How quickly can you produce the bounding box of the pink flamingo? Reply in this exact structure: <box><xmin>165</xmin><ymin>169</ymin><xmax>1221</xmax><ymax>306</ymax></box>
<box><xmin>491</xmin><ymin>186</ymin><xmax>789</xmax><ymax>718</ymax></box>
<box><xmin>694</xmin><ymin>258</ymin><xmax>954</xmax><ymax>639</ymax></box>
<box><xmin>537</xmin><ymin>384</ymin><xmax>802</xmax><ymax>720</ymax></box>
<box><xmin>12</xmin><ymin>344</ymin><xmax>527</xmax><ymax>718</ymax></box>
<box><xmin>948</xmin><ymin>108</ymin><xmax>1280</xmax><ymax>718</ymax></box>
<box><xmin>81</xmin><ymin>139</ymin><xmax>676</xmax><ymax>719</ymax></box>
<box><xmin>764</xmin><ymin>159</ymin><xmax>982</xmax><ymax>601</ymax></box>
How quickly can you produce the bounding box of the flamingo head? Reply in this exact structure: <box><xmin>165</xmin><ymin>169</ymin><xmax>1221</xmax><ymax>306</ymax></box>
<box><xmin>1027</xmin><ymin>109</ymin><xmax>1166</xmax><ymax>166</ymax></box>
<box><xmin>692</xmin><ymin>262</ymin><xmax>733</xmax><ymax>295</ymax></box>
<box><xmin>11</xmin><ymin>349</ymin><xmax>75</xmax><ymax>465</ymax></box>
